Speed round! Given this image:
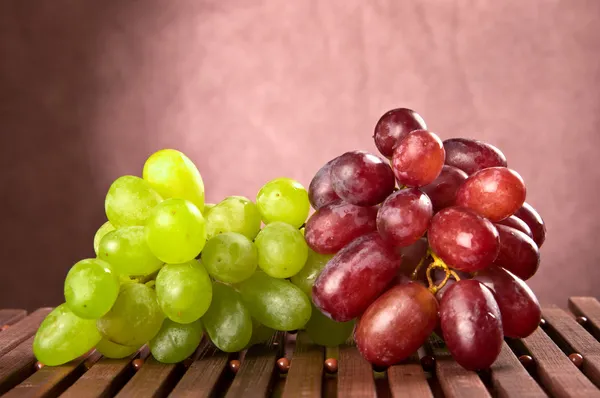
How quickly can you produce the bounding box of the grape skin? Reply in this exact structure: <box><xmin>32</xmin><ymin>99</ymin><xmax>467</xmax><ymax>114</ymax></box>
<box><xmin>494</xmin><ymin>225</ymin><xmax>540</xmax><ymax>280</ymax></box>
<box><xmin>205</xmin><ymin>196</ymin><xmax>262</xmax><ymax>240</ymax></box>
<box><xmin>105</xmin><ymin>175</ymin><xmax>163</xmax><ymax>228</ymax></box>
<box><xmin>373</xmin><ymin>108</ymin><xmax>427</xmax><ymax>158</ymax></box>
<box><xmin>496</xmin><ymin>215</ymin><xmax>533</xmax><ymax>239</ymax></box>
<box><xmin>256</xmin><ymin>178</ymin><xmax>310</xmax><ymax>228</ymax></box>
<box><xmin>305</xmin><ymin>304</ymin><xmax>355</xmax><ymax>347</ymax></box>
<box><xmin>93</xmin><ymin>221</ymin><xmax>115</xmax><ymax>255</ymax></box>
<box><xmin>202</xmin><ymin>232</ymin><xmax>258</xmax><ymax>283</ymax></box>
<box><xmin>392</xmin><ymin>130</ymin><xmax>446</xmax><ymax>187</ymax></box>
<box><xmin>308</xmin><ymin>159</ymin><xmax>340</xmax><ymax>210</ymax></box>
<box><xmin>98</xmin><ymin>226</ymin><xmax>163</xmax><ymax>277</ymax></box>
<box><xmin>96</xmin><ymin>337</ymin><xmax>139</xmax><ymax>359</ymax></box>
<box><xmin>254</xmin><ymin>222</ymin><xmax>308</xmax><ymax>279</ymax></box>
<box><xmin>443</xmin><ymin>138</ymin><xmax>507</xmax><ymax>175</ymax></box>
<box><xmin>149</xmin><ymin>319</ymin><xmax>203</xmax><ymax>364</ymax></box>
<box><xmin>420</xmin><ymin>165</ymin><xmax>468</xmax><ymax>212</ymax></box>
<box><xmin>290</xmin><ymin>249</ymin><xmax>333</xmax><ymax>298</ymax></box>
<box><xmin>514</xmin><ymin>202</ymin><xmax>546</xmax><ymax>247</ymax></box>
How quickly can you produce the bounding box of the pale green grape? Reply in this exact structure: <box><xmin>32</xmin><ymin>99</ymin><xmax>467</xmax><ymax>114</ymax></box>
<box><xmin>305</xmin><ymin>304</ymin><xmax>355</xmax><ymax>347</ymax></box>
<box><xmin>93</xmin><ymin>221</ymin><xmax>115</xmax><ymax>255</ymax></box>
<box><xmin>155</xmin><ymin>260</ymin><xmax>212</xmax><ymax>324</ymax></box>
<box><xmin>205</xmin><ymin>196</ymin><xmax>261</xmax><ymax>240</ymax></box>
<box><xmin>246</xmin><ymin>318</ymin><xmax>275</xmax><ymax>348</ymax></box>
<box><xmin>202</xmin><ymin>283</ymin><xmax>252</xmax><ymax>352</ymax></box>
<box><xmin>33</xmin><ymin>304</ymin><xmax>102</xmax><ymax>366</ymax></box>
<box><xmin>256</xmin><ymin>178</ymin><xmax>310</xmax><ymax>228</ymax></box>
<box><xmin>237</xmin><ymin>272</ymin><xmax>311</xmax><ymax>331</ymax></box>
<box><xmin>95</xmin><ymin>337</ymin><xmax>139</xmax><ymax>359</ymax></box>
<box><xmin>105</xmin><ymin>175</ymin><xmax>162</xmax><ymax>227</ymax></box>
<box><xmin>290</xmin><ymin>249</ymin><xmax>333</xmax><ymax>298</ymax></box>
<box><xmin>98</xmin><ymin>226</ymin><xmax>163</xmax><ymax>276</ymax></box>
<box><xmin>145</xmin><ymin>198</ymin><xmax>206</xmax><ymax>264</ymax></box>
<box><xmin>202</xmin><ymin>232</ymin><xmax>257</xmax><ymax>283</ymax></box>
<box><xmin>143</xmin><ymin>149</ymin><xmax>205</xmax><ymax>212</ymax></box>
<box><xmin>254</xmin><ymin>222</ymin><xmax>308</xmax><ymax>279</ymax></box>
<box><xmin>64</xmin><ymin>258</ymin><xmax>120</xmax><ymax>319</ymax></box>
<box><xmin>97</xmin><ymin>283</ymin><xmax>165</xmax><ymax>347</ymax></box>
<box><xmin>149</xmin><ymin>319</ymin><xmax>203</xmax><ymax>364</ymax></box>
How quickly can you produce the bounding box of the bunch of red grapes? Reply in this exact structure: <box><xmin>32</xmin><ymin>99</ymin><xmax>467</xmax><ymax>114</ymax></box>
<box><xmin>305</xmin><ymin>108</ymin><xmax>545</xmax><ymax>370</ymax></box>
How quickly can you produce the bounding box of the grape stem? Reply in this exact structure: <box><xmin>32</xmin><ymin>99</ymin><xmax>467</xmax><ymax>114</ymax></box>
<box><xmin>423</xmin><ymin>251</ymin><xmax>461</xmax><ymax>294</ymax></box>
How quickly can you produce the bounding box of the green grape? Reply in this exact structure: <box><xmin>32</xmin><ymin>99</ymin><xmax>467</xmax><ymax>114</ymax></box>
<box><xmin>93</xmin><ymin>221</ymin><xmax>115</xmax><ymax>255</ymax></box>
<box><xmin>205</xmin><ymin>196</ymin><xmax>261</xmax><ymax>240</ymax></box>
<box><xmin>145</xmin><ymin>198</ymin><xmax>207</xmax><ymax>264</ymax></box>
<box><xmin>98</xmin><ymin>226</ymin><xmax>163</xmax><ymax>276</ymax></box>
<box><xmin>143</xmin><ymin>149</ymin><xmax>205</xmax><ymax>212</ymax></box>
<box><xmin>256</xmin><ymin>178</ymin><xmax>310</xmax><ymax>228</ymax></box>
<box><xmin>95</xmin><ymin>337</ymin><xmax>139</xmax><ymax>359</ymax></box>
<box><xmin>149</xmin><ymin>318</ymin><xmax>203</xmax><ymax>364</ymax></box>
<box><xmin>64</xmin><ymin>258</ymin><xmax>120</xmax><ymax>319</ymax></box>
<box><xmin>33</xmin><ymin>303</ymin><xmax>102</xmax><ymax>366</ymax></box>
<box><xmin>237</xmin><ymin>272</ymin><xmax>312</xmax><ymax>331</ymax></box>
<box><xmin>305</xmin><ymin>304</ymin><xmax>355</xmax><ymax>347</ymax></box>
<box><xmin>254</xmin><ymin>222</ymin><xmax>308</xmax><ymax>279</ymax></box>
<box><xmin>290</xmin><ymin>249</ymin><xmax>333</xmax><ymax>298</ymax></box>
<box><xmin>246</xmin><ymin>317</ymin><xmax>275</xmax><ymax>348</ymax></box>
<box><xmin>202</xmin><ymin>283</ymin><xmax>252</xmax><ymax>352</ymax></box>
<box><xmin>97</xmin><ymin>283</ymin><xmax>165</xmax><ymax>347</ymax></box>
<box><xmin>105</xmin><ymin>175</ymin><xmax>162</xmax><ymax>227</ymax></box>
<box><xmin>155</xmin><ymin>260</ymin><xmax>212</xmax><ymax>324</ymax></box>
<box><xmin>202</xmin><ymin>232</ymin><xmax>257</xmax><ymax>283</ymax></box>
<box><xmin>202</xmin><ymin>203</ymin><xmax>215</xmax><ymax>215</ymax></box>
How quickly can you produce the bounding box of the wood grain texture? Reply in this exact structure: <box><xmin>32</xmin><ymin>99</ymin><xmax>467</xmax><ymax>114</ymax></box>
<box><xmin>387</xmin><ymin>355</ymin><xmax>433</xmax><ymax>398</ymax></box>
<box><xmin>0</xmin><ymin>310</ymin><xmax>27</xmax><ymax>328</ymax></box>
<box><xmin>0</xmin><ymin>336</ymin><xmax>37</xmax><ymax>395</ymax></box>
<box><xmin>0</xmin><ymin>308</ymin><xmax>52</xmax><ymax>358</ymax></box>
<box><xmin>490</xmin><ymin>342</ymin><xmax>547</xmax><ymax>397</ymax></box>
<box><xmin>282</xmin><ymin>332</ymin><xmax>324</xmax><ymax>398</ymax></box>
<box><xmin>569</xmin><ymin>297</ymin><xmax>600</xmax><ymax>341</ymax></box>
<box><xmin>338</xmin><ymin>344</ymin><xmax>376</xmax><ymax>398</ymax></box>
<box><xmin>114</xmin><ymin>356</ymin><xmax>183</xmax><ymax>398</ymax></box>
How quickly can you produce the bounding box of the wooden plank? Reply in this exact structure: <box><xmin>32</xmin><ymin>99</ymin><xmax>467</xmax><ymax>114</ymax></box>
<box><xmin>282</xmin><ymin>332</ymin><xmax>324</xmax><ymax>398</ymax></box>
<box><xmin>114</xmin><ymin>356</ymin><xmax>184</xmax><ymax>398</ymax></box>
<box><xmin>0</xmin><ymin>336</ymin><xmax>38</xmax><ymax>395</ymax></box>
<box><xmin>338</xmin><ymin>344</ymin><xmax>376</xmax><ymax>398</ymax></box>
<box><xmin>490</xmin><ymin>342</ymin><xmax>547</xmax><ymax>397</ymax></box>
<box><xmin>521</xmin><ymin>327</ymin><xmax>600</xmax><ymax>397</ymax></box>
<box><xmin>0</xmin><ymin>308</ymin><xmax>52</xmax><ymax>358</ymax></box>
<box><xmin>387</xmin><ymin>355</ymin><xmax>433</xmax><ymax>398</ymax></box>
<box><xmin>0</xmin><ymin>310</ymin><xmax>27</xmax><ymax>328</ymax></box>
<box><xmin>569</xmin><ymin>297</ymin><xmax>600</xmax><ymax>341</ymax></box>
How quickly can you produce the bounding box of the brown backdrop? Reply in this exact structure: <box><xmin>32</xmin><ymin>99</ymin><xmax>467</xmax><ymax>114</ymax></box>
<box><xmin>1</xmin><ymin>0</ymin><xmax>599</xmax><ymax>310</ymax></box>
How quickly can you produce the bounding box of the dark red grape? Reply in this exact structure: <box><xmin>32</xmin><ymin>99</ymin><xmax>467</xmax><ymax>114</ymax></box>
<box><xmin>443</xmin><ymin>138</ymin><xmax>507</xmax><ymax>175</ymax></box>
<box><xmin>377</xmin><ymin>188</ymin><xmax>433</xmax><ymax>248</ymax></box>
<box><xmin>428</xmin><ymin>207</ymin><xmax>499</xmax><ymax>272</ymax></box>
<box><xmin>308</xmin><ymin>159</ymin><xmax>340</xmax><ymax>210</ymax></box>
<box><xmin>494</xmin><ymin>225</ymin><xmax>540</xmax><ymax>280</ymax></box>
<box><xmin>304</xmin><ymin>201</ymin><xmax>377</xmax><ymax>254</ymax></box>
<box><xmin>455</xmin><ymin>167</ymin><xmax>526</xmax><ymax>222</ymax></box>
<box><xmin>474</xmin><ymin>265</ymin><xmax>541</xmax><ymax>338</ymax></box>
<box><xmin>355</xmin><ymin>283</ymin><xmax>438</xmax><ymax>366</ymax></box>
<box><xmin>514</xmin><ymin>203</ymin><xmax>546</xmax><ymax>248</ymax></box>
<box><xmin>312</xmin><ymin>233</ymin><xmax>402</xmax><ymax>322</ymax></box>
<box><xmin>330</xmin><ymin>151</ymin><xmax>395</xmax><ymax>206</ymax></box>
<box><xmin>439</xmin><ymin>280</ymin><xmax>503</xmax><ymax>370</ymax></box>
<box><xmin>373</xmin><ymin>108</ymin><xmax>427</xmax><ymax>158</ymax></box>
<box><xmin>496</xmin><ymin>215</ymin><xmax>533</xmax><ymax>239</ymax></box>
<box><xmin>421</xmin><ymin>165</ymin><xmax>468</xmax><ymax>212</ymax></box>
<box><xmin>392</xmin><ymin>130</ymin><xmax>445</xmax><ymax>187</ymax></box>
<box><xmin>431</xmin><ymin>268</ymin><xmax>471</xmax><ymax>301</ymax></box>
<box><xmin>397</xmin><ymin>237</ymin><xmax>429</xmax><ymax>276</ymax></box>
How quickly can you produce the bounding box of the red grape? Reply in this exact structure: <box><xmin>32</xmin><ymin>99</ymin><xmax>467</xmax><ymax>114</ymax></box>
<box><xmin>397</xmin><ymin>237</ymin><xmax>428</xmax><ymax>277</ymax></box>
<box><xmin>495</xmin><ymin>215</ymin><xmax>533</xmax><ymax>239</ymax></box>
<box><xmin>312</xmin><ymin>233</ymin><xmax>402</xmax><ymax>322</ymax></box>
<box><xmin>355</xmin><ymin>283</ymin><xmax>438</xmax><ymax>366</ymax></box>
<box><xmin>392</xmin><ymin>130</ymin><xmax>445</xmax><ymax>187</ymax></box>
<box><xmin>304</xmin><ymin>201</ymin><xmax>377</xmax><ymax>254</ymax></box>
<box><xmin>330</xmin><ymin>151</ymin><xmax>395</xmax><ymax>206</ymax></box>
<box><xmin>373</xmin><ymin>108</ymin><xmax>427</xmax><ymax>158</ymax></box>
<box><xmin>439</xmin><ymin>280</ymin><xmax>503</xmax><ymax>370</ymax></box>
<box><xmin>494</xmin><ymin>225</ymin><xmax>540</xmax><ymax>280</ymax></box>
<box><xmin>514</xmin><ymin>203</ymin><xmax>546</xmax><ymax>248</ymax></box>
<box><xmin>443</xmin><ymin>138</ymin><xmax>507</xmax><ymax>175</ymax></box>
<box><xmin>455</xmin><ymin>167</ymin><xmax>526</xmax><ymax>222</ymax></box>
<box><xmin>308</xmin><ymin>159</ymin><xmax>340</xmax><ymax>210</ymax></box>
<box><xmin>377</xmin><ymin>188</ymin><xmax>433</xmax><ymax>248</ymax></box>
<box><xmin>428</xmin><ymin>207</ymin><xmax>500</xmax><ymax>272</ymax></box>
<box><xmin>421</xmin><ymin>165</ymin><xmax>468</xmax><ymax>212</ymax></box>
<box><xmin>474</xmin><ymin>266</ymin><xmax>541</xmax><ymax>338</ymax></box>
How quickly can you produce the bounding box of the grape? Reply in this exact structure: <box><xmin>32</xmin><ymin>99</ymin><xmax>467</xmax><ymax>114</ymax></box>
<box><xmin>330</xmin><ymin>151</ymin><xmax>395</xmax><ymax>206</ymax></box>
<box><xmin>247</xmin><ymin>318</ymin><xmax>275</xmax><ymax>347</ymax></box>
<box><xmin>304</xmin><ymin>201</ymin><xmax>377</xmax><ymax>254</ymax></box>
<box><xmin>496</xmin><ymin>215</ymin><xmax>533</xmax><ymax>238</ymax></box>
<box><xmin>308</xmin><ymin>159</ymin><xmax>340</xmax><ymax>210</ymax></box>
<box><xmin>254</xmin><ymin>222</ymin><xmax>308</xmax><ymax>278</ymax></box>
<box><xmin>98</xmin><ymin>226</ymin><xmax>163</xmax><ymax>276</ymax></box>
<box><xmin>205</xmin><ymin>196</ymin><xmax>262</xmax><ymax>240</ymax></box>
<box><xmin>312</xmin><ymin>232</ymin><xmax>403</xmax><ymax>322</ymax></box>
<box><xmin>202</xmin><ymin>283</ymin><xmax>252</xmax><ymax>352</ymax></box>
<box><xmin>95</xmin><ymin>337</ymin><xmax>139</xmax><ymax>359</ymax></box>
<box><xmin>439</xmin><ymin>280</ymin><xmax>503</xmax><ymax>370</ymax></box>
<box><xmin>97</xmin><ymin>283</ymin><xmax>165</xmax><ymax>347</ymax></box>
<box><xmin>93</xmin><ymin>221</ymin><xmax>115</xmax><ymax>255</ymax></box>
<box><xmin>373</xmin><ymin>108</ymin><xmax>427</xmax><ymax>158</ymax></box>
<box><xmin>256</xmin><ymin>178</ymin><xmax>310</xmax><ymax>228</ymax></box>
<box><xmin>514</xmin><ymin>203</ymin><xmax>546</xmax><ymax>247</ymax></box>
<box><xmin>494</xmin><ymin>225</ymin><xmax>540</xmax><ymax>280</ymax></box>
<box><xmin>155</xmin><ymin>260</ymin><xmax>212</xmax><ymax>323</ymax></box>
<box><xmin>149</xmin><ymin>319</ymin><xmax>203</xmax><ymax>364</ymax></box>
<box><xmin>305</xmin><ymin>304</ymin><xmax>355</xmax><ymax>347</ymax></box>
<box><xmin>64</xmin><ymin>258</ymin><xmax>120</xmax><ymax>319</ymax></box>
<box><xmin>202</xmin><ymin>232</ymin><xmax>258</xmax><ymax>283</ymax></box>
<box><xmin>143</xmin><ymin>149</ymin><xmax>205</xmax><ymax>212</ymax></box>
<box><xmin>455</xmin><ymin>167</ymin><xmax>526</xmax><ymax>222</ymax></box>
<box><xmin>145</xmin><ymin>198</ymin><xmax>207</xmax><ymax>264</ymax></box>
<box><xmin>397</xmin><ymin>237</ymin><xmax>429</xmax><ymax>277</ymax></box>
<box><xmin>377</xmin><ymin>188</ymin><xmax>433</xmax><ymax>248</ymax></box>
<box><xmin>104</xmin><ymin>176</ymin><xmax>163</xmax><ymax>228</ymax></box>
<box><xmin>290</xmin><ymin>249</ymin><xmax>333</xmax><ymax>298</ymax></box>
<box><xmin>428</xmin><ymin>207</ymin><xmax>500</xmax><ymax>272</ymax></box>
<box><xmin>421</xmin><ymin>165</ymin><xmax>468</xmax><ymax>212</ymax></box>
<box><xmin>237</xmin><ymin>272</ymin><xmax>312</xmax><ymax>331</ymax></box>
<box><xmin>392</xmin><ymin>130</ymin><xmax>445</xmax><ymax>187</ymax></box>
<box><xmin>443</xmin><ymin>138</ymin><xmax>507</xmax><ymax>175</ymax></box>
<box><xmin>355</xmin><ymin>283</ymin><xmax>438</xmax><ymax>367</ymax></box>
<box><xmin>203</xmin><ymin>203</ymin><xmax>215</xmax><ymax>214</ymax></box>
<box><xmin>474</xmin><ymin>265</ymin><xmax>541</xmax><ymax>338</ymax></box>
<box><xmin>33</xmin><ymin>304</ymin><xmax>102</xmax><ymax>366</ymax></box>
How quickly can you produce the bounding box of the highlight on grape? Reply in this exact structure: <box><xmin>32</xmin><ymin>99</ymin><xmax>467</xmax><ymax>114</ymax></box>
<box><xmin>33</xmin><ymin>108</ymin><xmax>546</xmax><ymax>373</ymax></box>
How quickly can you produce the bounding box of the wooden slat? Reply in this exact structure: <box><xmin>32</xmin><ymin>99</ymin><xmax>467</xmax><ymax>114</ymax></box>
<box><xmin>282</xmin><ymin>332</ymin><xmax>324</xmax><ymax>398</ymax></box>
<box><xmin>490</xmin><ymin>342</ymin><xmax>547</xmax><ymax>397</ymax></box>
<box><xmin>0</xmin><ymin>310</ymin><xmax>27</xmax><ymax>328</ymax></box>
<box><xmin>0</xmin><ymin>336</ymin><xmax>38</xmax><ymax>395</ymax></box>
<box><xmin>387</xmin><ymin>355</ymin><xmax>433</xmax><ymax>398</ymax></box>
<box><xmin>338</xmin><ymin>344</ymin><xmax>376</xmax><ymax>398</ymax></box>
<box><xmin>114</xmin><ymin>357</ymin><xmax>184</xmax><ymax>398</ymax></box>
<box><xmin>569</xmin><ymin>297</ymin><xmax>600</xmax><ymax>340</ymax></box>
<box><xmin>521</xmin><ymin>327</ymin><xmax>600</xmax><ymax>397</ymax></box>
<box><xmin>0</xmin><ymin>308</ymin><xmax>52</xmax><ymax>358</ymax></box>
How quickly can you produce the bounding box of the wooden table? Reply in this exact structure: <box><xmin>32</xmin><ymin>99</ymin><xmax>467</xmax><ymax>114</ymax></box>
<box><xmin>0</xmin><ymin>297</ymin><xmax>599</xmax><ymax>397</ymax></box>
